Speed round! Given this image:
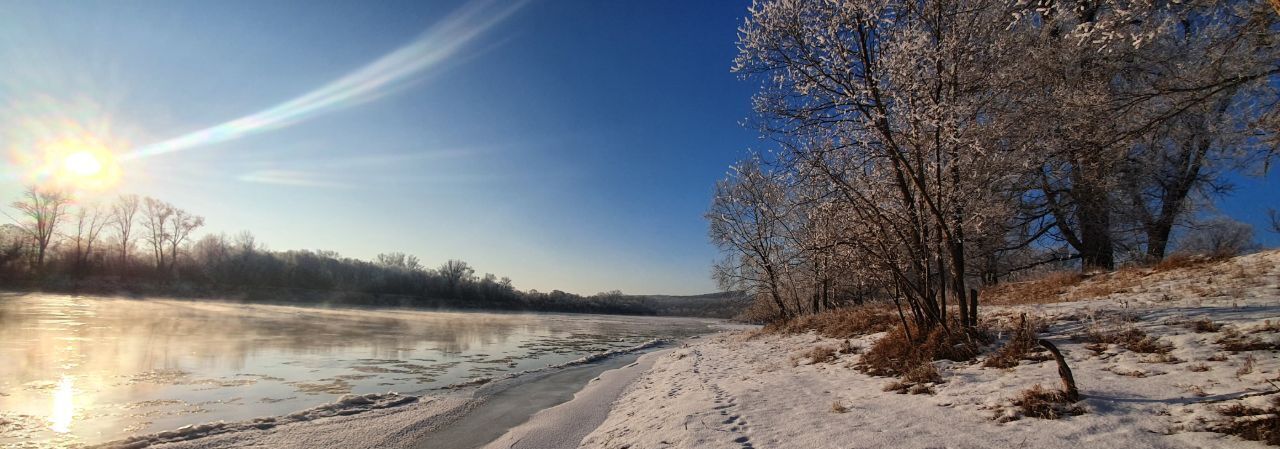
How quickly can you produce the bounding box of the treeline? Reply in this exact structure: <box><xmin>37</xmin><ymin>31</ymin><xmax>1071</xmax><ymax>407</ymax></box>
<box><xmin>712</xmin><ymin>0</ymin><xmax>1278</xmax><ymax>326</ymax></box>
<box><xmin>0</xmin><ymin>187</ymin><xmax>741</xmax><ymax>316</ymax></box>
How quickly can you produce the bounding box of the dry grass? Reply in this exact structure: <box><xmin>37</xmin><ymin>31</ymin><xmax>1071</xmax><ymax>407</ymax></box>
<box><xmin>830</xmin><ymin>401</ymin><xmax>849</xmax><ymax>413</ymax></box>
<box><xmin>1217</xmin><ymin>328</ymin><xmax>1280</xmax><ymax>352</ymax></box>
<box><xmin>882</xmin><ymin>379</ymin><xmax>938</xmax><ymax>395</ymax></box>
<box><xmin>1188</xmin><ymin>318</ymin><xmax>1223</xmax><ymax>333</ymax></box>
<box><xmin>1236</xmin><ymin>355</ymin><xmax>1256</xmax><ymax>377</ymax></box>
<box><xmin>1076</xmin><ymin>325</ymin><xmax>1173</xmax><ymax>354</ymax></box>
<box><xmin>805</xmin><ymin>345</ymin><xmax>838</xmax><ymax>364</ymax></box>
<box><xmin>983</xmin><ymin>314</ymin><xmax>1052</xmax><ymax>369</ymax></box>
<box><xmin>1153</xmin><ymin>253</ymin><xmax>1218</xmax><ymax>271</ymax></box>
<box><xmin>1187</xmin><ymin>363</ymin><xmax>1211</xmax><ymax>372</ymax></box>
<box><xmin>858</xmin><ymin>323</ymin><xmax>986</xmax><ymax>385</ymax></box>
<box><xmin>837</xmin><ymin>339</ymin><xmax>859</xmax><ymax>354</ymax></box>
<box><xmin>983</xmin><ymin>271</ymin><xmax>1083</xmax><ymax>305</ymax></box>
<box><xmin>1013</xmin><ymin>384</ymin><xmax>1085</xmax><ymax>420</ymax></box>
<box><xmin>983</xmin><ymin>252</ymin><xmax>1236</xmax><ymax>306</ymax></box>
<box><xmin>765</xmin><ymin>306</ymin><xmax>899</xmax><ymax>339</ymax></box>
<box><xmin>1214</xmin><ymin>396</ymin><xmax>1280</xmax><ymax>445</ymax></box>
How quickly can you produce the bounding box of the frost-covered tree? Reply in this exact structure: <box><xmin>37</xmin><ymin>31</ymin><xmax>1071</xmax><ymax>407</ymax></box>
<box><xmin>1008</xmin><ymin>0</ymin><xmax>1278</xmax><ymax>268</ymax></box>
<box><xmin>730</xmin><ymin>0</ymin><xmax>1032</xmax><ymax>329</ymax></box>
<box><xmin>708</xmin><ymin>156</ymin><xmax>797</xmax><ymax>319</ymax></box>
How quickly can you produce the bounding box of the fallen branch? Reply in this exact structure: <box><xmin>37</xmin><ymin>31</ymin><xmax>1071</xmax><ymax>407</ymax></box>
<box><xmin>1037</xmin><ymin>338</ymin><xmax>1080</xmax><ymax>402</ymax></box>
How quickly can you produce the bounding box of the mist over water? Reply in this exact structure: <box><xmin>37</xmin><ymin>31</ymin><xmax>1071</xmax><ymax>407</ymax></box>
<box><xmin>0</xmin><ymin>294</ymin><xmax>716</xmax><ymax>447</ymax></box>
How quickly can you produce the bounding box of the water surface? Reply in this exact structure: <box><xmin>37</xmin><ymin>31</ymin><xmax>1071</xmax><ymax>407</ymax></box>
<box><xmin>0</xmin><ymin>293</ymin><xmax>716</xmax><ymax>447</ymax></box>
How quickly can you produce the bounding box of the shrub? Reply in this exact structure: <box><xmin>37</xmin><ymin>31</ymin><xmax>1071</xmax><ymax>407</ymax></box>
<box><xmin>859</xmin><ymin>323</ymin><xmax>986</xmax><ymax>382</ymax></box>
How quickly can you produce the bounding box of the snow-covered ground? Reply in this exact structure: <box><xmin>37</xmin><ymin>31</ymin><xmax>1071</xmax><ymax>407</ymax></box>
<box><xmin>580</xmin><ymin>251</ymin><xmax>1280</xmax><ymax>448</ymax></box>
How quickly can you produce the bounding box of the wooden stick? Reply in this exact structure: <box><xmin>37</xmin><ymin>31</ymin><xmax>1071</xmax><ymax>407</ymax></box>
<box><xmin>1038</xmin><ymin>338</ymin><xmax>1080</xmax><ymax>402</ymax></box>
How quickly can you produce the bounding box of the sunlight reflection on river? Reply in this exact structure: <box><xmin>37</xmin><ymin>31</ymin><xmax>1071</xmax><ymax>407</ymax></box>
<box><xmin>0</xmin><ymin>293</ymin><xmax>716</xmax><ymax>447</ymax></box>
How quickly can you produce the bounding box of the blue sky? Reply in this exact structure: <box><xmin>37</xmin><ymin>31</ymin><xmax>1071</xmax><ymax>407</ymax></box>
<box><xmin>0</xmin><ymin>0</ymin><xmax>761</xmax><ymax>295</ymax></box>
<box><xmin>0</xmin><ymin>0</ymin><xmax>1275</xmax><ymax>295</ymax></box>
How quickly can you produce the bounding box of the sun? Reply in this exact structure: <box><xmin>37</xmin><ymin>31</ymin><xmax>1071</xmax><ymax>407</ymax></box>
<box><xmin>64</xmin><ymin>151</ymin><xmax>104</xmax><ymax>177</ymax></box>
<box><xmin>28</xmin><ymin>136</ymin><xmax>124</xmax><ymax>191</ymax></box>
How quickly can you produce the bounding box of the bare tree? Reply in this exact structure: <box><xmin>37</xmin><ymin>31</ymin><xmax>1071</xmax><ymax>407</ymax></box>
<box><xmin>377</xmin><ymin>252</ymin><xmax>422</xmax><ymax>271</ymax></box>
<box><xmin>141</xmin><ymin>197</ymin><xmax>175</xmax><ymax>271</ymax></box>
<box><xmin>69</xmin><ymin>202</ymin><xmax>109</xmax><ymax>273</ymax></box>
<box><xmin>111</xmin><ymin>194</ymin><xmax>140</xmax><ymax>269</ymax></box>
<box><xmin>708</xmin><ymin>156</ymin><xmax>796</xmax><ymax>320</ymax></box>
<box><xmin>10</xmin><ymin>186</ymin><xmax>71</xmax><ymax>269</ymax></box>
<box><xmin>166</xmin><ymin>208</ymin><xmax>204</xmax><ymax>273</ymax></box>
<box><xmin>439</xmin><ymin>259</ymin><xmax>474</xmax><ymax>291</ymax></box>
<box><xmin>1178</xmin><ymin>217</ymin><xmax>1257</xmax><ymax>257</ymax></box>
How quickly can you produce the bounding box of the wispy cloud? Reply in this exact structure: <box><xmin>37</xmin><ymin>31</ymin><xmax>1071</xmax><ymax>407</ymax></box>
<box><xmin>237</xmin><ymin>169</ymin><xmax>351</xmax><ymax>188</ymax></box>
<box><xmin>122</xmin><ymin>0</ymin><xmax>526</xmax><ymax>161</ymax></box>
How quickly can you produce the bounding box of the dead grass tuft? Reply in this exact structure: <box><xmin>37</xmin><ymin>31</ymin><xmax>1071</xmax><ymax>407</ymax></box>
<box><xmin>1014</xmin><ymin>384</ymin><xmax>1085</xmax><ymax>420</ymax></box>
<box><xmin>765</xmin><ymin>306</ymin><xmax>899</xmax><ymax>339</ymax></box>
<box><xmin>859</xmin><ymin>323</ymin><xmax>986</xmax><ymax>387</ymax></box>
<box><xmin>806</xmin><ymin>345</ymin><xmax>838</xmax><ymax>364</ymax></box>
<box><xmin>882</xmin><ymin>378</ymin><xmax>937</xmax><ymax>395</ymax></box>
<box><xmin>1217</xmin><ymin>328</ymin><xmax>1280</xmax><ymax>352</ymax></box>
<box><xmin>1077</xmin><ymin>325</ymin><xmax>1173</xmax><ymax>354</ymax></box>
<box><xmin>983</xmin><ymin>316</ymin><xmax>1051</xmax><ymax>368</ymax></box>
<box><xmin>830</xmin><ymin>401</ymin><xmax>849</xmax><ymax>413</ymax></box>
<box><xmin>1213</xmin><ymin>396</ymin><xmax>1280</xmax><ymax>445</ymax></box>
<box><xmin>1236</xmin><ymin>355</ymin><xmax>1256</xmax><ymax>377</ymax></box>
<box><xmin>1187</xmin><ymin>363</ymin><xmax>1211</xmax><ymax>372</ymax></box>
<box><xmin>1188</xmin><ymin>319</ymin><xmax>1223</xmax><ymax>333</ymax></box>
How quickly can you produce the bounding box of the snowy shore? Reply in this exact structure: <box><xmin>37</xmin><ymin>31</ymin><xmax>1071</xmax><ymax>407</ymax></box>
<box><xmin>578</xmin><ymin>252</ymin><xmax>1280</xmax><ymax>449</ymax></box>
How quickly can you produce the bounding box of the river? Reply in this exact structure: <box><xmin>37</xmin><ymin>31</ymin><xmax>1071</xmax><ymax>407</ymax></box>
<box><xmin>0</xmin><ymin>293</ymin><xmax>717</xmax><ymax>447</ymax></box>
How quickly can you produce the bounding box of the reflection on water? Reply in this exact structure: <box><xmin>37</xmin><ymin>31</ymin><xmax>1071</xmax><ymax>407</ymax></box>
<box><xmin>50</xmin><ymin>376</ymin><xmax>73</xmax><ymax>434</ymax></box>
<box><xmin>0</xmin><ymin>293</ymin><xmax>715</xmax><ymax>447</ymax></box>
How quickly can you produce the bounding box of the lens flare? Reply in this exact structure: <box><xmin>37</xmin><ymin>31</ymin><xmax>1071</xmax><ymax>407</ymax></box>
<box><xmin>122</xmin><ymin>0</ymin><xmax>526</xmax><ymax>161</ymax></box>
<box><xmin>1</xmin><ymin>96</ymin><xmax>128</xmax><ymax>191</ymax></box>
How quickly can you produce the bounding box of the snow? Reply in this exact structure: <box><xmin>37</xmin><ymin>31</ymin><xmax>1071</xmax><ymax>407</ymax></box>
<box><xmin>480</xmin><ymin>349</ymin><xmax>672</xmax><ymax>449</ymax></box>
<box><xmin>579</xmin><ymin>251</ymin><xmax>1280</xmax><ymax>449</ymax></box>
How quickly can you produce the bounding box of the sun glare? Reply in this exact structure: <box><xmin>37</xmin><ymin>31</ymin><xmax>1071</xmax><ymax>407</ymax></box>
<box><xmin>64</xmin><ymin>151</ymin><xmax>103</xmax><ymax>177</ymax></box>
<box><xmin>49</xmin><ymin>375</ymin><xmax>74</xmax><ymax>433</ymax></box>
<box><xmin>21</xmin><ymin>136</ymin><xmax>124</xmax><ymax>191</ymax></box>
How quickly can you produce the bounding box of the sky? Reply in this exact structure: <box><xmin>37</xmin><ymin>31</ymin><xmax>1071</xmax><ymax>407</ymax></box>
<box><xmin>0</xmin><ymin>0</ymin><xmax>1275</xmax><ymax>296</ymax></box>
<box><xmin>0</xmin><ymin>0</ymin><xmax>765</xmax><ymax>295</ymax></box>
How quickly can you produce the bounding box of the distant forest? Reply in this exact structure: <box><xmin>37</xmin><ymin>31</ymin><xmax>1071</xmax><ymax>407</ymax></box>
<box><xmin>0</xmin><ymin>187</ymin><xmax>746</xmax><ymax>317</ymax></box>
